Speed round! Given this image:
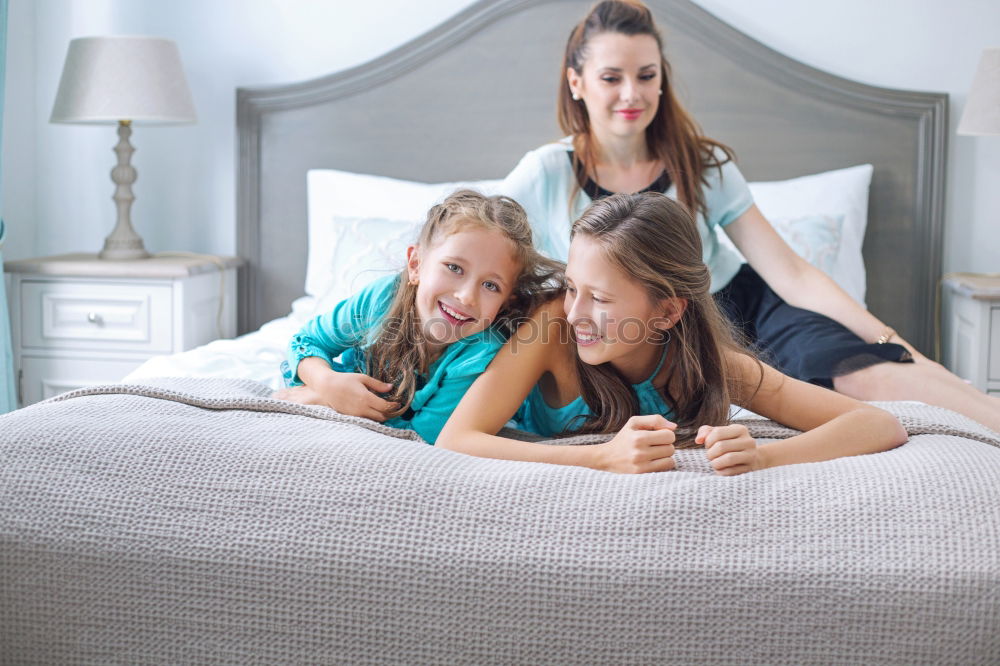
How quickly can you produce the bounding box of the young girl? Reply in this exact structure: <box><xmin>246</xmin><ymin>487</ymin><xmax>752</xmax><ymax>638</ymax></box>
<box><xmin>275</xmin><ymin>189</ymin><xmax>561</xmax><ymax>444</ymax></box>
<box><xmin>437</xmin><ymin>193</ymin><xmax>907</xmax><ymax>475</ymax></box>
<box><xmin>498</xmin><ymin>0</ymin><xmax>1000</xmax><ymax>432</ymax></box>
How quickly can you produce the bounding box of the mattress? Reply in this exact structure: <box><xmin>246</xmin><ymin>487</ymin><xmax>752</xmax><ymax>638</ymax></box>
<box><xmin>2</xmin><ymin>377</ymin><xmax>998</xmax><ymax>664</ymax></box>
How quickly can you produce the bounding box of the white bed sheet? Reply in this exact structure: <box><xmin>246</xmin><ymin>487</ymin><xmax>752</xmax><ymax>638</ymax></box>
<box><xmin>127</xmin><ymin>298</ymin><xmax>767</xmax><ymax>421</ymax></box>
<box><xmin>125</xmin><ymin>297</ymin><xmax>317</xmax><ymax>391</ymax></box>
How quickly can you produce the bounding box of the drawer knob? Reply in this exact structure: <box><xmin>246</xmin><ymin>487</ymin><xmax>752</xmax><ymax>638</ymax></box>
<box><xmin>87</xmin><ymin>312</ymin><xmax>103</xmax><ymax>325</ymax></box>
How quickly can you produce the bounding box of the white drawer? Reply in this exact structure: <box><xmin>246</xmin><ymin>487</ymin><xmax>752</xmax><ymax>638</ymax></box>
<box><xmin>20</xmin><ymin>280</ymin><xmax>173</xmax><ymax>353</ymax></box>
<box><xmin>20</xmin><ymin>355</ymin><xmax>145</xmax><ymax>404</ymax></box>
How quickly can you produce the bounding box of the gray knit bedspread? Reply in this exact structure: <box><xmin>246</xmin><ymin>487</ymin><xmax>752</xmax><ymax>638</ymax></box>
<box><xmin>1</xmin><ymin>377</ymin><xmax>998</xmax><ymax>665</ymax></box>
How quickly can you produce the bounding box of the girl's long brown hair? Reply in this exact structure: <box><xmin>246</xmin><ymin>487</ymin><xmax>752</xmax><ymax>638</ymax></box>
<box><xmin>569</xmin><ymin>192</ymin><xmax>754</xmax><ymax>446</ymax></box>
<box><xmin>558</xmin><ymin>0</ymin><xmax>735</xmax><ymax>218</ymax></box>
<box><xmin>365</xmin><ymin>189</ymin><xmax>563</xmax><ymax>417</ymax></box>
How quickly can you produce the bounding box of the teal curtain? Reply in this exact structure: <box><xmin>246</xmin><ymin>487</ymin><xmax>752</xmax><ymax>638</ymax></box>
<box><xmin>0</xmin><ymin>0</ymin><xmax>15</xmax><ymax>413</ymax></box>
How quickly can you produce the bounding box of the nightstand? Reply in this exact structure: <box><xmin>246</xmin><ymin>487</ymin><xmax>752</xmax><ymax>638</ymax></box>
<box><xmin>3</xmin><ymin>253</ymin><xmax>243</xmax><ymax>406</ymax></box>
<box><xmin>941</xmin><ymin>274</ymin><xmax>1000</xmax><ymax>396</ymax></box>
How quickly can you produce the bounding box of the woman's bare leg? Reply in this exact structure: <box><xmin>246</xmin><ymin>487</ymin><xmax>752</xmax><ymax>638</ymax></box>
<box><xmin>833</xmin><ymin>360</ymin><xmax>1000</xmax><ymax>433</ymax></box>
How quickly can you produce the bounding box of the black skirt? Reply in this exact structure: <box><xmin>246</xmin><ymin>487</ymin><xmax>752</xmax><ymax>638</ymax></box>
<box><xmin>713</xmin><ymin>264</ymin><xmax>912</xmax><ymax>388</ymax></box>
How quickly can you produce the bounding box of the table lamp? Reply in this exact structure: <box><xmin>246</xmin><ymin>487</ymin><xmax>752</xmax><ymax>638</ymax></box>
<box><xmin>941</xmin><ymin>47</ymin><xmax>1000</xmax><ymax>360</ymax></box>
<box><xmin>958</xmin><ymin>47</ymin><xmax>1000</xmax><ymax>136</ymax></box>
<box><xmin>50</xmin><ymin>36</ymin><xmax>196</xmax><ymax>260</ymax></box>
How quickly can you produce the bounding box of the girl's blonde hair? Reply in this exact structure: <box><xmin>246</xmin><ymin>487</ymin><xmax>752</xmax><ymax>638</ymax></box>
<box><xmin>569</xmin><ymin>191</ymin><xmax>755</xmax><ymax>446</ymax></box>
<box><xmin>558</xmin><ymin>0</ymin><xmax>735</xmax><ymax>218</ymax></box>
<box><xmin>366</xmin><ymin>189</ymin><xmax>563</xmax><ymax>416</ymax></box>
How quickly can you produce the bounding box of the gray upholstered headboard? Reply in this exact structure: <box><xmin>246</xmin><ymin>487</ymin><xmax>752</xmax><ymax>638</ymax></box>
<box><xmin>236</xmin><ymin>0</ymin><xmax>946</xmax><ymax>354</ymax></box>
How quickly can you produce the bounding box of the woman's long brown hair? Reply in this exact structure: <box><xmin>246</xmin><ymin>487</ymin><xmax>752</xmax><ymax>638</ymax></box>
<box><xmin>365</xmin><ymin>189</ymin><xmax>563</xmax><ymax>417</ymax></box>
<box><xmin>569</xmin><ymin>192</ymin><xmax>754</xmax><ymax>446</ymax></box>
<box><xmin>558</xmin><ymin>0</ymin><xmax>735</xmax><ymax>218</ymax></box>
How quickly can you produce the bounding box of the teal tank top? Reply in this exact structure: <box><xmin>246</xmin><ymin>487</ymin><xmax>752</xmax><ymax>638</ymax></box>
<box><xmin>516</xmin><ymin>348</ymin><xmax>675</xmax><ymax>437</ymax></box>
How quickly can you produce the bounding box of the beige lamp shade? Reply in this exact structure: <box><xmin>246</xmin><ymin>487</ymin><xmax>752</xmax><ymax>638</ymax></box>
<box><xmin>958</xmin><ymin>47</ymin><xmax>1000</xmax><ymax>136</ymax></box>
<box><xmin>49</xmin><ymin>36</ymin><xmax>196</xmax><ymax>259</ymax></box>
<box><xmin>50</xmin><ymin>36</ymin><xmax>196</xmax><ymax>124</ymax></box>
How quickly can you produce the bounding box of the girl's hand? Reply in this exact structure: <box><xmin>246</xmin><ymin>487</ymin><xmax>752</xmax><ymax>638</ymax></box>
<box><xmin>275</xmin><ymin>372</ymin><xmax>399</xmax><ymax>422</ymax></box>
<box><xmin>597</xmin><ymin>415</ymin><xmax>677</xmax><ymax>474</ymax></box>
<box><xmin>696</xmin><ymin>424</ymin><xmax>764</xmax><ymax>476</ymax></box>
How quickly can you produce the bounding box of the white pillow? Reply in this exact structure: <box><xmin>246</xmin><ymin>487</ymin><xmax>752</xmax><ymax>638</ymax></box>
<box><xmin>769</xmin><ymin>213</ymin><xmax>845</xmax><ymax>276</ymax></box>
<box><xmin>718</xmin><ymin>164</ymin><xmax>873</xmax><ymax>305</ymax></box>
<box><xmin>305</xmin><ymin>170</ymin><xmax>502</xmax><ymax>313</ymax></box>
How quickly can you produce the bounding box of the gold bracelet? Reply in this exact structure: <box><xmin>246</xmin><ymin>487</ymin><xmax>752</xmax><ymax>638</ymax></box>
<box><xmin>875</xmin><ymin>327</ymin><xmax>896</xmax><ymax>344</ymax></box>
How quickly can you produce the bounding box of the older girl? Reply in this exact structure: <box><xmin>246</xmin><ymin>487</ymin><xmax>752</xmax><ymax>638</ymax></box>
<box><xmin>437</xmin><ymin>193</ymin><xmax>907</xmax><ymax>475</ymax></box>
<box><xmin>499</xmin><ymin>0</ymin><xmax>1000</xmax><ymax>432</ymax></box>
<box><xmin>276</xmin><ymin>190</ymin><xmax>561</xmax><ymax>444</ymax></box>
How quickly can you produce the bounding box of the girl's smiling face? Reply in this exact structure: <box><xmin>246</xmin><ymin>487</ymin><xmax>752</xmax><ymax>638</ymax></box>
<box><xmin>564</xmin><ymin>234</ymin><xmax>677</xmax><ymax>383</ymax></box>
<box><xmin>567</xmin><ymin>32</ymin><xmax>663</xmax><ymax>144</ymax></box>
<box><xmin>407</xmin><ymin>224</ymin><xmax>521</xmax><ymax>348</ymax></box>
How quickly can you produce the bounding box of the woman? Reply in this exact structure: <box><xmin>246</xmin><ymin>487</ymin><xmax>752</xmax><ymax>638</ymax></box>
<box><xmin>499</xmin><ymin>0</ymin><xmax>1000</xmax><ymax>432</ymax></box>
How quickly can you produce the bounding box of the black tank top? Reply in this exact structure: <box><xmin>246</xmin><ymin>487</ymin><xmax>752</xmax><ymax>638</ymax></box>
<box><xmin>568</xmin><ymin>151</ymin><xmax>672</xmax><ymax>200</ymax></box>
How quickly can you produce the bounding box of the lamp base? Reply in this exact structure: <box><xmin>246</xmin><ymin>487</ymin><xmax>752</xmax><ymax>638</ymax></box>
<box><xmin>99</xmin><ymin>240</ymin><xmax>150</xmax><ymax>261</ymax></box>
<box><xmin>98</xmin><ymin>120</ymin><xmax>151</xmax><ymax>262</ymax></box>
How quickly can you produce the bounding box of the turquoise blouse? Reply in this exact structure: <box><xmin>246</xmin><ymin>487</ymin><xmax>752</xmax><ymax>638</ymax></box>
<box><xmin>498</xmin><ymin>139</ymin><xmax>754</xmax><ymax>293</ymax></box>
<box><xmin>284</xmin><ymin>274</ymin><xmax>506</xmax><ymax>444</ymax></box>
<box><xmin>516</xmin><ymin>348</ymin><xmax>675</xmax><ymax>437</ymax></box>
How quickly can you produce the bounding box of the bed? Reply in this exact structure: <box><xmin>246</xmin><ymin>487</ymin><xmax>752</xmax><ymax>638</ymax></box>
<box><xmin>2</xmin><ymin>0</ymin><xmax>998</xmax><ymax>663</ymax></box>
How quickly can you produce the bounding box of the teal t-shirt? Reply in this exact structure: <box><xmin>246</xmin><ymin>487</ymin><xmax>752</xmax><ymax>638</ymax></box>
<box><xmin>285</xmin><ymin>274</ymin><xmax>506</xmax><ymax>443</ymax></box>
<box><xmin>516</xmin><ymin>347</ymin><xmax>675</xmax><ymax>437</ymax></box>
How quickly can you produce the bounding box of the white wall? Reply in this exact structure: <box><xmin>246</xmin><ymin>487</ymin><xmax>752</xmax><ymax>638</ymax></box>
<box><xmin>693</xmin><ymin>0</ymin><xmax>1000</xmax><ymax>276</ymax></box>
<box><xmin>2</xmin><ymin>0</ymin><xmax>474</xmax><ymax>260</ymax></box>
<box><xmin>3</xmin><ymin>0</ymin><xmax>999</xmax><ymax>275</ymax></box>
